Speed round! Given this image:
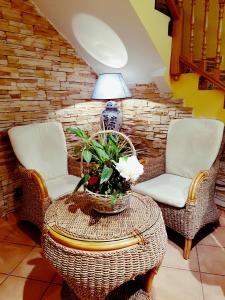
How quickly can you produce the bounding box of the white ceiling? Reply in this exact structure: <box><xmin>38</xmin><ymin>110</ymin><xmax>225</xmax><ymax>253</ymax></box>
<box><xmin>32</xmin><ymin>0</ymin><xmax>166</xmax><ymax>85</ymax></box>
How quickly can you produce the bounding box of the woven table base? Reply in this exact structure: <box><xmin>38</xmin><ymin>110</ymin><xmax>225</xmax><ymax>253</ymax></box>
<box><xmin>61</xmin><ymin>280</ymin><xmax>153</xmax><ymax>300</ymax></box>
<box><xmin>44</xmin><ymin>193</ymin><xmax>166</xmax><ymax>299</ymax></box>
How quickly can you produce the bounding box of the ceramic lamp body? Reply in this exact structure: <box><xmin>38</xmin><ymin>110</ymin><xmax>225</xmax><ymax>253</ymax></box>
<box><xmin>92</xmin><ymin>73</ymin><xmax>131</xmax><ymax>131</ymax></box>
<box><xmin>101</xmin><ymin>101</ymin><xmax>122</xmax><ymax>130</ymax></box>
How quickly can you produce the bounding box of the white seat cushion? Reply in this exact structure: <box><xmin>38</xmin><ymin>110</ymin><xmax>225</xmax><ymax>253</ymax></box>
<box><xmin>166</xmin><ymin>118</ymin><xmax>224</xmax><ymax>178</ymax></box>
<box><xmin>46</xmin><ymin>175</ymin><xmax>81</xmax><ymax>201</ymax></box>
<box><xmin>133</xmin><ymin>173</ymin><xmax>192</xmax><ymax>208</ymax></box>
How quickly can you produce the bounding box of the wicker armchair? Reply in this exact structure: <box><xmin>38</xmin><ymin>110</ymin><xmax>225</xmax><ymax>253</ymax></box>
<box><xmin>8</xmin><ymin>122</ymin><xmax>81</xmax><ymax>230</ymax></box>
<box><xmin>133</xmin><ymin>118</ymin><xmax>224</xmax><ymax>259</ymax></box>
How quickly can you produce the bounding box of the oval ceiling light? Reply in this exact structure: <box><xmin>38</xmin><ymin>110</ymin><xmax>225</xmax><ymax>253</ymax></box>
<box><xmin>72</xmin><ymin>14</ymin><xmax>128</xmax><ymax>68</ymax></box>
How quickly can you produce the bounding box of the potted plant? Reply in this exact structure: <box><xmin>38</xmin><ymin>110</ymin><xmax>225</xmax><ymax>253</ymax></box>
<box><xmin>67</xmin><ymin>128</ymin><xmax>144</xmax><ymax>213</ymax></box>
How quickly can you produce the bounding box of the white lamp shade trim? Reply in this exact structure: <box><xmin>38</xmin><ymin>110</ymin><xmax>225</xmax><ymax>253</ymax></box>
<box><xmin>92</xmin><ymin>73</ymin><xmax>132</xmax><ymax>99</ymax></box>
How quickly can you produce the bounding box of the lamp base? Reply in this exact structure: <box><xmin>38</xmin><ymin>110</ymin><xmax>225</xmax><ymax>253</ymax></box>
<box><xmin>101</xmin><ymin>101</ymin><xmax>122</xmax><ymax>131</ymax></box>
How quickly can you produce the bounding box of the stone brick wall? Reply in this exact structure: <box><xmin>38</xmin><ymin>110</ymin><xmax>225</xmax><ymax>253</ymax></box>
<box><xmin>0</xmin><ymin>0</ymin><xmax>195</xmax><ymax>215</ymax></box>
<box><xmin>122</xmin><ymin>85</ymin><xmax>193</xmax><ymax>157</ymax></box>
<box><xmin>0</xmin><ymin>0</ymin><xmax>99</xmax><ymax>214</ymax></box>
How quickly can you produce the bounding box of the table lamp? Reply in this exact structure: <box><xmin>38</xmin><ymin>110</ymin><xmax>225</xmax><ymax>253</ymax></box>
<box><xmin>92</xmin><ymin>73</ymin><xmax>132</xmax><ymax>131</ymax></box>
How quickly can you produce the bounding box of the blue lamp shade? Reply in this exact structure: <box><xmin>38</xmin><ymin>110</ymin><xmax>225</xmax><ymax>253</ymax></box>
<box><xmin>91</xmin><ymin>73</ymin><xmax>132</xmax><ymax>99</ymax></box>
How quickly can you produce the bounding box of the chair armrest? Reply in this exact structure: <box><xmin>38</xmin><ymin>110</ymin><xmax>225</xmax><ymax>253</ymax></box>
<box><xmin>68</xmin><ymin>155</ymin><xmax>81</xmax><ymax>177</ymax></box>
<box><xmin>186</xmin><ymin>159</ymin><xmax>220</xmax><ymax>206</ymax></box>
<box><xmin>186</xmin><ymin>171</ymin><xmax>209</xmax><ymax>205</ymax></box>
<box><xmin>137</xmin><ymin>154</ymin><xmax>165</xmax><ymax>183</ymax></box>
<box><xmin>19</xmin><ymin>165</ymin><xmax>49</xmax><ymax>201</ymax></box>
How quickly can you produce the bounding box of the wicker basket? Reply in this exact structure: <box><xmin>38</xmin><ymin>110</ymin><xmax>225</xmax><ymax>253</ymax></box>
<box><xmin>86</xmin><ymin>189</ymin><xmax>131</xmax><ymax>214</ymax></box>
<box><xmin>81</xmin><ymin>130</ymin><xmax>137</xmax><ymax>214</ymax></box>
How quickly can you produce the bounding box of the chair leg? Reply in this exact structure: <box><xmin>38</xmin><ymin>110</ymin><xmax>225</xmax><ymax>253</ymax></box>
<box><xmin>145</xmin><ymin>266</ymin><xmax>160</xmax><ymax>295</ymax></box>
<box><xmin>184</xmin><ymin>238</ymin><xmax>192</xmax><ymax>260</ymax></box>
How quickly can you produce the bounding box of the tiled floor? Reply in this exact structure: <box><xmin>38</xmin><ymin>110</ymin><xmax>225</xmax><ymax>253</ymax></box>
<box><xmin>0</xmin><ymin>209</ymin><xmax>224</xmax><ymax>300</ymax></box>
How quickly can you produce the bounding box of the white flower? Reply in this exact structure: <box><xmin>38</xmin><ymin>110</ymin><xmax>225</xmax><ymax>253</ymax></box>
<box><xmin>115</xmin><ymin>155</ymin><xmax>144</xmax><ymax>182</ymax></box>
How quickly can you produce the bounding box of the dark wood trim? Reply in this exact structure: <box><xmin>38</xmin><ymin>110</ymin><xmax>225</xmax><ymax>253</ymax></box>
<box><xmin>166</xmin><ymin>0</ymin><xmax>180</xmax><ymax>20</ymax></box>
<box><xmin>180</xmin><ymin>56</ymin><xmax>225</xmax><ymax>92</ymax></box>
<box><xmin>170</xmin><ymin>1</ymin><xmax>183</xmax><ymax>80</ymax></box>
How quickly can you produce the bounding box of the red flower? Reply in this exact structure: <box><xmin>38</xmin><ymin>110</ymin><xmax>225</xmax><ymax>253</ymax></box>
<box><xmin>88</xmin><ymin>176</ymin><xmax>99</xmax><ymax>186</ymax></box>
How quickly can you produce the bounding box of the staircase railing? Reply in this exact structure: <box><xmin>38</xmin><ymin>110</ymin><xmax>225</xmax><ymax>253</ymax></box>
<box><xmin>168</xmin><ymin>0</ymin><xmax>225</xmax><ymax>92</ymax></box>
<box><xmin>169</xmin><ymin>0</ymin><xmax>183</xmax><ymax>80</ymax></box>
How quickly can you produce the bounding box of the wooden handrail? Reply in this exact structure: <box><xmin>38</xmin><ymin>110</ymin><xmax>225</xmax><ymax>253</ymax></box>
<box><xmin>166</xmin><ymin>0</ymin><xmax>180</xmax><ymax>20</ymax></box>
<box><xmin>170</xmin><ymin>0</ymin><xmax>183</xmax><ymax>80</ymax></box>
<box><xmin>169</xmin><ymin>0</ymin><xmax>225</xmax><ymax>93</ymax></box>
<box><xmin>180</xmin><ymin>56</ymin><xmax>225</xmax><ymax>92</ymax></box>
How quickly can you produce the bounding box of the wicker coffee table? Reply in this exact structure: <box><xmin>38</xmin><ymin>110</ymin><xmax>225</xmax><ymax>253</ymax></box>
<box><xmin>42</xmin><ymin>192</ymin><xmax>167</xmax><ymax>300</ymax></box>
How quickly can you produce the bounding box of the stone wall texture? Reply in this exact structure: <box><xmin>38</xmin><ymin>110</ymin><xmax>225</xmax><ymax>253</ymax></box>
<box><xmin>3</xmin><ymin>0</ymin><xmax>224</xmax><ymax>215</ymax></box>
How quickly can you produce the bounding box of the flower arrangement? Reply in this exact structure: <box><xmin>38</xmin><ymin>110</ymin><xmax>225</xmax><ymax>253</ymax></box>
<box><xmin>68</xmin><ymin>128</ymin><xmax>144</xmax><ymax>205</ymax></box>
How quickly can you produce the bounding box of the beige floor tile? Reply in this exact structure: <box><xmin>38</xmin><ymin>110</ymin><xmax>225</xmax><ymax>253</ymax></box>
<box><xmin>162</xmin><ymin>240</ymin><xmax>199</xmax><ymax>271</ymax></box>
<box><xmin>197</xmin><ymin>245</ymin><xmax>225</xmax><ymax>275</ymax></box>
<box><xmin>0</xmin><ymin>219</ymin><xmax>16</xmax><ymax>241</ymax></box>
<box><xmin>42</xmin><ymin>284</ymin><xmax>62</xmax><ymax>300</ymax></box>
<box><xmin>5</xmin><ymin>224</ymin><xmax>36</xmax><ymax>246</ymax></box>
<box><xmin>0</xmin><ymin>242</ymin><xmax>33</xmax><ymax>274</ymax></box>
<box><xmin>52</xmin><ymin>273</ymin><xmax>63</xmax><ymax>285</ymax></box>
<box><xmin>0</xmin><ymin>274</ymin><xmax>7</xmax><ymax>284</ymax></box>
<box><xmin>0</xmin><ymin>276</ymin><xmax>48</xmax><ymax>300</ymax></box>
<box><xmin>0</xmin><ymin>226</ymin><xmax>11</xmax><ymax>241</ymax></box>
<box><xmin>152</xmin><ymin>267</ymin><xmax>203</xmax><ymax>300</ymax></box>
<box><xmin>201</xmin><ymin>273</ymin><xmax>225</xmax><ymax>300</ymax></box>
<box><xmin>3</xmin><ymin>213</ymin><xmax>19</xmax><ymax>225</ymax></box>
<box><xmin>199</xmin><ymin>227</ymin><xmax>225</xmax><ymax>248</ymax></box>
<box><xmin>12</xmin><ymin>247</ymin><xmax>56</xmax><ymax>282</ymax></box>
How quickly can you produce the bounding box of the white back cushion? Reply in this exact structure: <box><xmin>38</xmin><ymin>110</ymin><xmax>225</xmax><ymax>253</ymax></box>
<box><xmin>166</xmin><ymin>118</ymin><xmax>224</xmax><ymax>178</ymax></box>
<box><xmin>8</xmin><ymin>122</ymin><xmax>68</xmax><ymax>181</ymax></box>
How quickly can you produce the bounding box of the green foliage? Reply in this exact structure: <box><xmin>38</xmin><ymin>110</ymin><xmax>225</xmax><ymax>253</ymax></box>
<box><xmin>73</xmin><ymin>174</ymin><xmax>90</xmax><ymax>193</ymax></box>
<box><xmin>91</xmin><ymin>140</ymin><xmax>104</xmax><ymax>150</ymax></box>
<box><xmin>100</xmin><ymin>165</ymin><xmax>113</xmax><ymax>184</ymax></box>
<box><xmin>94</xmin><ymin>147</ymin><xmax>110</xmax><ymax>162</ymax></box>
<box><xmin>73</xmin><ymin>142</ymin><xmax>83</xmax><ymax>160</ymax></box>
<box><xmin>68</xmin><ymin>127</ymin><xmax>132</xmax><ymax>203</ymax></box>
<box><xmin>83</xmin><ymin>149</ymin><xmax>92</xmax><ymax>163</ymax></box>
<box><xmin>67</xmin><ymin>127</ymin><xmax>89</xmax><ymax>140</ymax></box>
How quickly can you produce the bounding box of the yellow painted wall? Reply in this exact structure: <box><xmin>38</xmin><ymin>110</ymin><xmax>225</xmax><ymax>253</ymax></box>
<box><xmin>171</xmin><ymin>73</ymin><xmax>225</xmax><ymax>123</ymax></box>
<box><xmin>129</xmin><ymin>0</ymin><xmax>171</xmax><ymax>84</ymax></box>
<box><xmin>130</xmin><ymin>0</ymin><xmax>225</xmax><ymax>124</ymax></box>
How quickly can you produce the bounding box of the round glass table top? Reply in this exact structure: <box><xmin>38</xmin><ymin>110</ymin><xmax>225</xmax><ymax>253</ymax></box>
<box><xmin>45</xmin><ymin>192</ymin><xmax>160</xmax><ymax>243</ymax></box>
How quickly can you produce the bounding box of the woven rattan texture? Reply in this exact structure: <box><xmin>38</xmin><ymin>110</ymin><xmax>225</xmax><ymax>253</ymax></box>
<box><xmin>61</xmin><ymin>281</ymin><xmax>152</xmax><ymax>300</ymax></box>
<box><xmin>45</xmin><ymin>192</ymin><xmax>160</xmax><ymax>241</ymax></box>
<box><xmin>159</xmin><ymin>160</ymin><xmax>220</xmax><ymax>239</ymax></box>
<box><xmin>17</xmin><ymin>155</ymin><xmax>77</xmax><ymax>230</ymax></box>
<box><xmin>137</xmin><ymin>155</ymin><xmax>165</xmax><ymax>183</ymax></box>
<box><xmin>43</xmin><ymin>194</ymin><xmax>167</xmax><ymax>300</ymax></box>
<box><xmin>19</xmin><ymin>165</ymin><xmax>51</xmax><ymax>230</ymax></box>
<box><xmin>138</xmin><ymin>152</ymin><xmax>220</xmax><ymax>240</ymax></box>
